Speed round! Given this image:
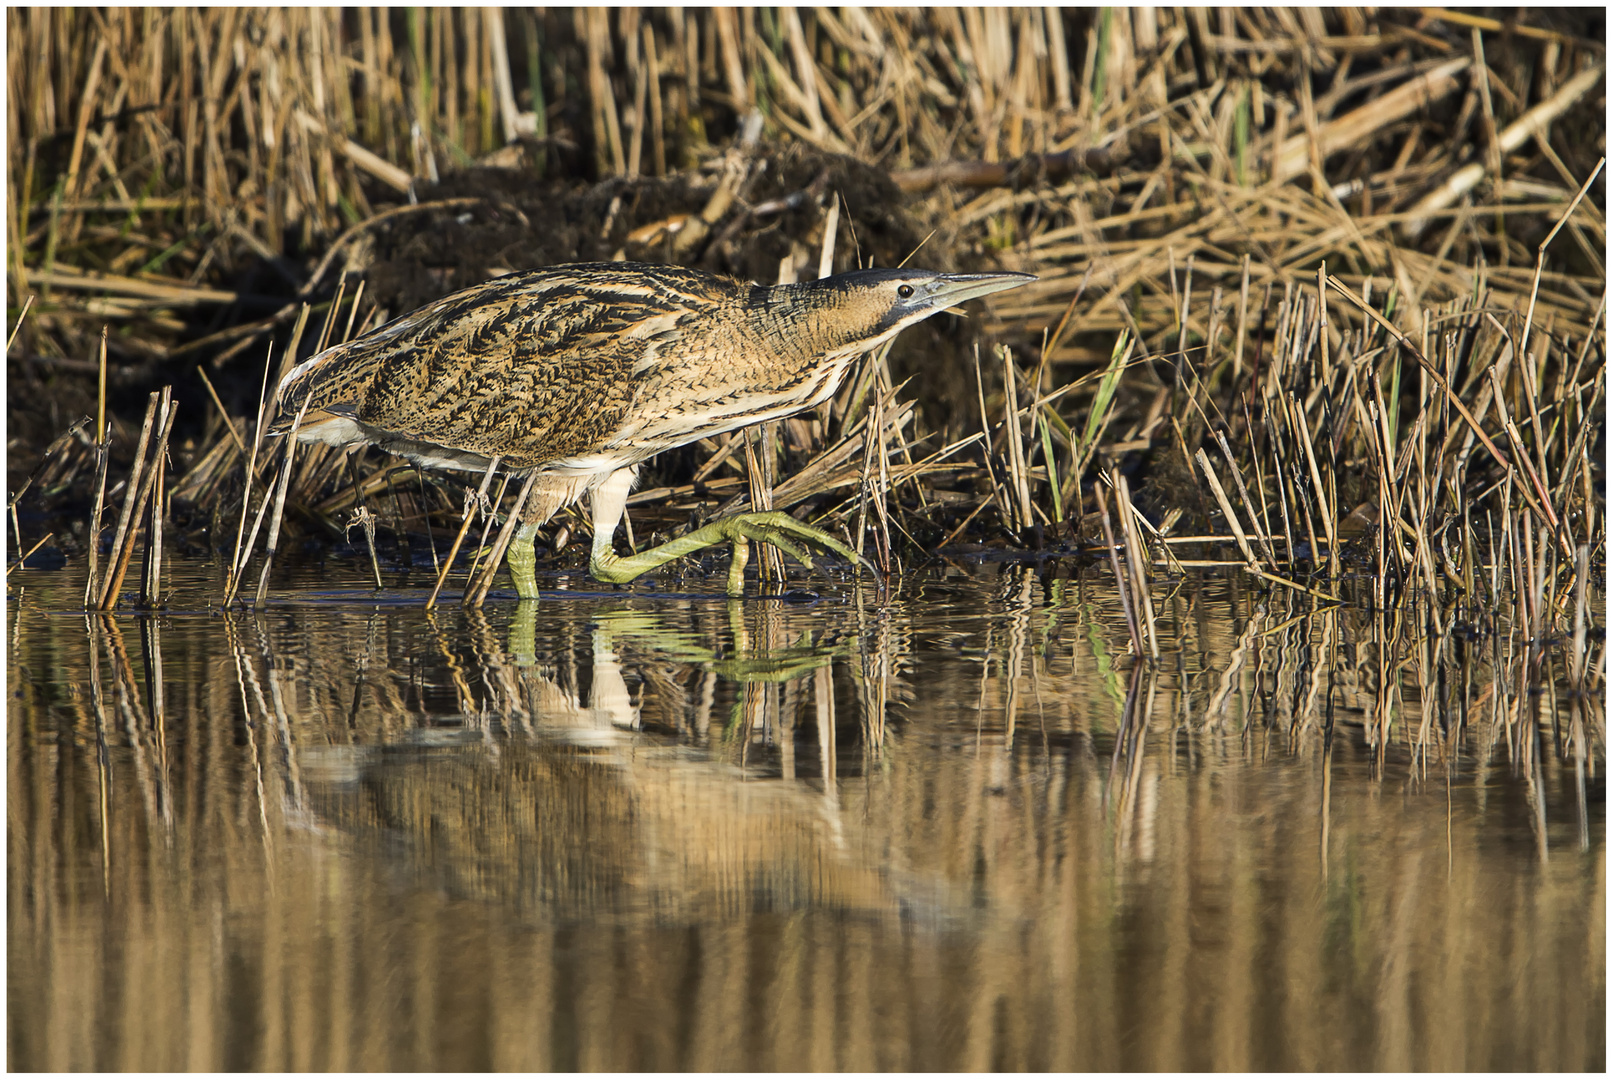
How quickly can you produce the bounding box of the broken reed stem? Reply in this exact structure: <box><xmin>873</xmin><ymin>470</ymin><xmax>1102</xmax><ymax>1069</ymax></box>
<box><xmin>139</xmin><ymin>387</ymin><xmax>173</xmax><ymax>608</ymax></box>
<box><xmin>95</xmin><ymin>393</ymin><xmax>159</xmax><ymax>608</ymax></box>
<box><xmin>83</xmin><ymin>429</ymin><xmax>111</xmax><ymax>611</ymax></box>
<box><xmin>466</xmin><ymin>470</ymin><xmax>537</xmax><ymax>607</ymax></box>
<box><xmin>743</xmin><ymin>422</ymin><xmax>785</xmax><ymax>581</ymax></box>
<box><xmin>252</xmin><ymin>397</ymin><xmax>311</xmax><ymax>608</ymax></box>
<box><xmin>972</xmin><ymin>344</ymin><xmax>1011</xmax><ymax>531</ymax></box>
<box><xmin>1215</xmin><ymin>430</ymin><xmax>1277</xmax><ymax>569</ymax></box>
<box><xmin>1518</xmin><ymin>156</ymin><xmax>1605</xmax><ymax>365</ymax></box>
<box><xmin>99</xmin><ymin>397</ymin><xmax>175</xmax><ymax>611</ymax></box>
<box><xmin>460</xmin><ymin>473</ymin><xmax>511</xmax><ymax>598</ymax></box>
<box><xmin>1096</xmin><ymin>482</ymin><xmax>1144</xmax><ymax>658</ymax></box>
<box><xmin>1112</xmin><ymin>470</ymin><xmax>1159</xmax><ymax>660</ymax></box>
<box><xmin>1195</xmin><ymin>448</ymin><xmax>1260</xmax><ymax>568</ymax></box>
<box><xmin>6</xmin><ymin>294</ymin><xmax>34</xmax><ymax>352</ymax></box>
<box><xmin>1000</xmin><ymin>346</ymin><xmax>1034</xmax><ymax>536</ymax></box>
<box><xmin>226</xmin><ymin>483</ymin><xmax>277</xmax><ymax>607</ymax></box>
<box><xmin>96</xmin><ymin>327</ymin><xmax>107</xmax><ymax>449</ymax></box>
<box><xmin>428</xmin><ymin>456</ymin><xmax>502</xmax><ymax>608</ymax></box>
<box><xmin>225</xmin><ymin>342</ymin><xmax>280</xmax><ymax>603</ymax></box>
<box><xmin>7</xmin><ymin>532</ymin><xmax>54</xmax><ymax>574</ymax></box>
<box><xmin>196</xmin><ymin>364</ymin><xmax>247</xmax><ymax>457</ymax></box>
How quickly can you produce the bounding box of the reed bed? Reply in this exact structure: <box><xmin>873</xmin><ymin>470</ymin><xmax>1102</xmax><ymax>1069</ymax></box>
<box><xmin>5</xmin><ymin>9</ymin><xmax>1605</xmax><ymax>681</ymax></box>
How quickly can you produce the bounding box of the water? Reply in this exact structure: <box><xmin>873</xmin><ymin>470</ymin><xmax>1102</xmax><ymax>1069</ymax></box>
<box><xmin>8</xmin><ymin>558</ymin><xmax>1604</xmax><ymax>1070</ymax></box>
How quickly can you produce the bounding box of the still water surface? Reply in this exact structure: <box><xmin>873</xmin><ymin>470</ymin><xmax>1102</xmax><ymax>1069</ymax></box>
<box><xmin>8</xmin><ymin>560</ymin><xmax>1604</xmax><ymax>1070</ymax></box>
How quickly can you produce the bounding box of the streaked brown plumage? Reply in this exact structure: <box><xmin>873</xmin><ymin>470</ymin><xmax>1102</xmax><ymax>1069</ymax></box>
<box><xmin>271</xmin><ymin>260</ymin><xmax>1033</xmax><ymax>598</ymax></box>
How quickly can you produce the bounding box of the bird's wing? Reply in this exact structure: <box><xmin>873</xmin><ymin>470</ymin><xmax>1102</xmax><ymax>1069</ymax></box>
<box><xmin>274</xmin><ymin>266</ymin><xmax>730</xmax><ymax>469</ymax></box>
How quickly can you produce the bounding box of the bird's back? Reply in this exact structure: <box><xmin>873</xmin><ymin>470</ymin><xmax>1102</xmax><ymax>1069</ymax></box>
<box><xmin>272</xmin><ymin>262</ymin><xmax>746</xmax><ymax>471</ymax></box>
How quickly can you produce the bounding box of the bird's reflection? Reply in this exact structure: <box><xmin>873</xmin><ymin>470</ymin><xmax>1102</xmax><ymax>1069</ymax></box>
<box><xmin>210</xmin><ymin>596</ymin><xmax>904</xmax><ymax>920</ymax></box>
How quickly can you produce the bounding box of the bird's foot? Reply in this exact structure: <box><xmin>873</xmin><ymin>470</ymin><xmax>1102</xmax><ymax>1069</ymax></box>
<box><xmin>591</xmin><ymin>511</ymin><xmax>864</xmax><ymax>594</ymax></box>
<box><xmin>504</xmin><ymin>522</ymin><xmax>543</xmax><ymax>600</ymax></box>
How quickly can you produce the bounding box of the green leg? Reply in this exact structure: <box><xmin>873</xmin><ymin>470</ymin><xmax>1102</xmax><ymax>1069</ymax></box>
<box><xmin>584</xmin><ymin>466</ymin><xmax>863</xmax><ymax>595</ymax></box>
<box><xmin>508</xmin><ymin>596</ymin><xmax>538</xmax><ymax>664</ymax></box>
<box><xmin>505</xmin><ymin>521</ymin><xmax>543</xmax><ymax>600</ymax></box>
<box><xmin>726</xmin><ymin>537</ymin><xmax>749</xmax><ymax>595</ymax></box>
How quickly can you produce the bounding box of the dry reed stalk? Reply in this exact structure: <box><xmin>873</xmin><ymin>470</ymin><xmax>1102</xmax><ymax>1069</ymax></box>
<box><xmin>1096</xmin><ymin>483</ymin><xmax>1143</xmax><ymax>659</ymax></box>
<box><xmin>1278</xmin><ymin>397</ymin><xmax>1325</xmax><ymax>569</ymax></box>
<box><xmin>312</xmin><ymin>272</ymin><xmax>347</xmax><ymax>355</ymax></box>
<box><xmin>424</xmin><ymin>456</ymin><xmax>501</xmax><ymax>609</ymax></box>
<box><xmin>456</xmin><ymin>473</ymin><xmax>510</xmax><ymax>603</ymax></box>
<box><xmin>999</xmin><ymin>346</ymin><xmax>1035</xmax><ymax>537</ymax></box>
<box><xmin>971</xmin><ymin>344</ymin><xmax>1012</xmax><ymax>531</ymax></box>
<box><xmin>251</xmin><ymin>396</ymin><xmax>310</xmax><ymax>608</ymax></box>
<box><xmin>314</xmin><ymin>462</ymin><xmax>419</xmax><ymax>517</ymax></box>
<box><xmin>691</xmin><ymin>433</ymin><xmax>745</xmax><ymax>485</ymax></box>
<box><xmin>1195</xmin><ymin>448</ymin><xmax>1259</xmax><ymax>569</ymax></box>
<box><xmin>223</xmin><ymin>343</ymin><xmax>278</xmax><ymax>604</ymax></box>
<box><xmin>1291</xmin><ymin>393</ymin><xmax>1338</xmax><ymax>572</ymax></box>
<box><xmin>866</xmin><ymin>378</ymin><xmax>898</xmax><ymax>576</ymax></box>
<box><xmin>1272</xmin><ymin>57</ymin><xmax>1470</xmax><ymax>185</ymax></box>
<box><xmin>194</xmin><ymin>365</ymin><xmax>246</xmax><ymax>457</ymax></box>
<box><xmin>82</xmin><ymin>434</ymin><xmax>111</xmax><ymax>611</ymax></box>
<box><xmin>741</xmin><ymin>425</ymin><xmax>785</xmax><ymax>581</ymax></box>
<box><xmin>1518</xmin><ymin>157</ymin><xmax>1606</xmax><ymax>376</ymax></box>
<box><xmin>339</xmin><ymin>465</ymin><xmax>385</xmax><ymax>591</ymax></box>
<box><xmin>98</xmin><ymin>394</ymin><xmax>175</xmax><ymax>611</ymax></box>
<box><xmin>7</xmin><ymin>533</ymin><xmax>55</xmax><ymax>575</ymax></box>
<box><xmin>1214</xmin><ymin>431</ymin><xmax>1278</xmax><ymax>569</ymax></box>
<box><xmin>138</xmin><ymin>386</ymin><xmax>173</xmax><ymax>607</ymax></box>
<box><xmin>95</xmin><ymin>392</ymin><xmax>159</xmax><ymax>607</ymax></box>
<box><xmin>1111</xmin><ymin>470</ymin><xmax>1159</xmax><ymax>660</ymax></box>
<box><xmin>853</xmin><ymin>385</ymin><xmax>880</xmax><ymax>572</ymax></box>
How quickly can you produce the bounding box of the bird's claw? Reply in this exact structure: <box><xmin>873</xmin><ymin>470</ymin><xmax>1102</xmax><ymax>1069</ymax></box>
<box><xmin>716</xmin><ymin>512</ymin><xmax>868</xmax><ymax>576</ymax></box>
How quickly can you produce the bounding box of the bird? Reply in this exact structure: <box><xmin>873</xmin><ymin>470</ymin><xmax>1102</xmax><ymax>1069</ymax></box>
<box><xmin>270</xmin><ymin>260</ymin><xmax>1034</xmax><ymax>599</ymax></box>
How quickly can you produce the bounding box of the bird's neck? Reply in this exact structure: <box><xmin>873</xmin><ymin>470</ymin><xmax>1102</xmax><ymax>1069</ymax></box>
<box><xmin>752</xmin><ymin>281</ymin><xmax>876</xmax><ymax>366</ymax></box>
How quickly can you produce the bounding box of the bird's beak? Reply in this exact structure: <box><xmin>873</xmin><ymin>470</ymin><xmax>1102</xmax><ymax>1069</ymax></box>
<box><xmin>926</xmin><ymin>271</ymin><xmax>1037</xmax><ymax>313</ymax></box>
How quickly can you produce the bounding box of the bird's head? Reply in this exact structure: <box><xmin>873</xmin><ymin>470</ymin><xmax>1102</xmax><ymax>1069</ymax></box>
<box><xmin>770</xmin><ymin>267</ymin><xmax>1036</xmax><ymax>357</ymax></box>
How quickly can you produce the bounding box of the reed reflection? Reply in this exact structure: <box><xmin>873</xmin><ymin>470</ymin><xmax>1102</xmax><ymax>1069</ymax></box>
<box><xmin>6</xmin><ymin>568</ymin><xmax>1603</xmax><ymax>1071</ymax></box>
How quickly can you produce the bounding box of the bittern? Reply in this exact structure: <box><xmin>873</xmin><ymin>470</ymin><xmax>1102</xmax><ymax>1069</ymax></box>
<box><xmin>271</xmin><ymin>260</ymin><xmax>1033</xmax><ymax>599</ymax></box>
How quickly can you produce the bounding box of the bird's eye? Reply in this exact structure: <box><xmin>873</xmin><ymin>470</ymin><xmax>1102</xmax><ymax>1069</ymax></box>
<box><xmin>897</xmin><ymin>284</ymin><xmax>915</xmax><ymax>299</ymax></box>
